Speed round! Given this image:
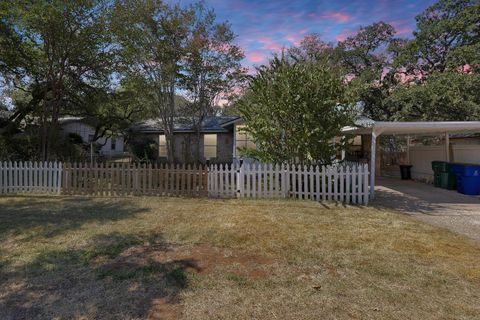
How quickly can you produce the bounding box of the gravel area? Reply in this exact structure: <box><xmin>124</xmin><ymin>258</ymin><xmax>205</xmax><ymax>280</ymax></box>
<box><xmin>373</xmin><ymin>177</ymin><xmax>480</xmax><ymax>243</ymax></box>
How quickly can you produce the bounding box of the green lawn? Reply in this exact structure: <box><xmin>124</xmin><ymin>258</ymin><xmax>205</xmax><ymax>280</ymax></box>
<box><xmin>1</xmin><ymin>196</ymin><xmax>479</xmax><ymax>319</ymax></box>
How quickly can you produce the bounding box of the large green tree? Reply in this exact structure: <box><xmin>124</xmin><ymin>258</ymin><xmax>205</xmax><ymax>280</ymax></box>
<box><xmin>111</xmin><ymin>0</ymin><xmax>194</xmax><ymax>163</ymax></box>
<box><xmin>394</xmin><ymin>0</ymin><xmax>480</xmax><ymax>76</ymax></box>
<box><xmin>112</xmin><ymin>0</ymin><xmax>245</xmax><ymax>163</ymax></box>
<box><xmin>337</xmin><ymin>22</ymin><xmax>395</xmax><ymax>79</ymax></box>
<box><xmin>179</xmin><ymin>3</ymin><xmax>245</xmax><ymax>162</ymax></box>
<box><xmin>238</xmin><ymin>56</ymin><xmax>354</xmax><ymax>165</ymax></box>
<box><xmin>0</xmin><ymin>0</ymin><xmax>115</xmax><ymax>160</ymax></box>
<box><xmin>286</xmin><ymin>24</ymin><xmax>400</xmax><ymax>120</ymax></box>
<box><xmin>390</xmin><ymin>0</ymin><xmax>480</xmax><ymax>120</ymax></box>
<box><xmin>336</xmin><ymin>22</ymin><xmax>399</xmax><ymax>120</ymax></box>
<box><xmin>387</xmin><ymin>72</ymin><xmax>480</xmax><ymax>121</ymax></box>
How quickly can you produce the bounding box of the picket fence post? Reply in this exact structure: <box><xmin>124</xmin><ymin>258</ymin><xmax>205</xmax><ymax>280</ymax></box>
<box><xmin>236</xmin><ymin>161</ymin><xmax>243</xmax><ymax>198</ymax></box>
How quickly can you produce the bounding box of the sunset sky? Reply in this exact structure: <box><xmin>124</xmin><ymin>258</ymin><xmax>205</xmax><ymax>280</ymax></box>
<box><xmin>185</xmin><ymin>0</ymin><xmax>437</xmax><ymax>67</ymax></box>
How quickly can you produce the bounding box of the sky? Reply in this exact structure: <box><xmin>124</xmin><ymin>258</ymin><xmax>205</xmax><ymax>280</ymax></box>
<box><xmin>181</xmin><ymin>0</ymin><xmax>437</xmax><ymax>68</ymax></box>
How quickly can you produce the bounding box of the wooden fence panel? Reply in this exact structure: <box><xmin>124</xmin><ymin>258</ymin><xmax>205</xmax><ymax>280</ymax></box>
<box><xmin>61</xmin><ymin>162</ymin><xmax>208</xmax><ymax>197</ymax></box>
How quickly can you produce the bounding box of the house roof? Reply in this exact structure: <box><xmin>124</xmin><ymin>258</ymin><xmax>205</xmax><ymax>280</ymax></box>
<box><xmin>131</xmin><ymin>116</ymin><xmax>241</xmax><ymax>134</ymax></box>
<box><xmin>342</xmin><ymin>117</ymin><xmax>480</xmax><ymax>136</ymax></box>
<box><xmin>449</xmin><ymin>132</ymin><xmax>480</xmax><ymax>139</ymax></box>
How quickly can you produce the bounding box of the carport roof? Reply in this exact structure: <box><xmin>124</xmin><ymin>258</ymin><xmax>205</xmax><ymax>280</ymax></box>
<box><xmin>342</xmin><ymin>117</ymin><xmax>480</xmax><ymax>135</ymax></box>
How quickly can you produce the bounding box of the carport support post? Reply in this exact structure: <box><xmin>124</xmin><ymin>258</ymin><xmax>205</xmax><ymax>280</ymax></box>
<box><xmin>445</xmin><ymin>132</ymin><xmax>450</xmax><ymax>162</ymax></box>
<box><xmin>370</xmin><ymin>130</ymin><xmax>377</xmax><ymax>199</ymax></box>
<box><xmin>406</xmin><ymin>135</ymin><xmax>411</xmax><ymax>164</ymax></box>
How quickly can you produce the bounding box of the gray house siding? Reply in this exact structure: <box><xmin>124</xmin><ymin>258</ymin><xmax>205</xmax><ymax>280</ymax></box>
<box><xmin>173</xmin><ymin>133</ymin><xmax>199</xmax><ymax>163</ymax></box>
<box><xmin>213</xmin><ymin>132</ymin><xmax>233</xmax><ymax>163</ymax></box>
<box><xmin>143</xmin><ymin>132</ymin><xmax>233</xmax><ymax>164</ymax></box>
<box><xmin>175</xmin><ymin>132</ymin><xmax>233</xmax><ymax>163</ymax></box>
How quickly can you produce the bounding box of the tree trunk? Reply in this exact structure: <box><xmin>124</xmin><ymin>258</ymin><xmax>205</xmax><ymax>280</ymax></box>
<box><xmin>160</xmin><ymin>83</ymin><xmax>176</xmax><ymax>164</ymax></box>
<box><xmin>40</xmin><ymin>107</ymin><xmax>48</xmax><ymax>161</ymax></box>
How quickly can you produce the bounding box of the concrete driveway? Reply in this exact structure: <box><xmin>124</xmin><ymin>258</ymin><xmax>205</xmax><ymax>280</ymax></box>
<box><xmin>373</xmin><ymin>177</ymin><xmax>480</xmax><ymax>242</ymax></box>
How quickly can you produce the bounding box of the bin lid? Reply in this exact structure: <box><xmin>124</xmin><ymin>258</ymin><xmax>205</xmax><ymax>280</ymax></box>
<box><xmin>451</xmin><ymin>163</ymin><xmax>480</xmax><ymax>168</ymax></box>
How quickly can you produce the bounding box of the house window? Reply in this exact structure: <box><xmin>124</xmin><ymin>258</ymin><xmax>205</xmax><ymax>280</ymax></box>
<box><xmin>159</xmin><ymin>134</ymin><xmax>167</xmax><ymax>157</ymax></box>
<box><xmin>111</xmin><ymin>138</ymin><xmax>116</xmax><ymax>150</ymax></box>
<box><xmin>204</xmin><ymin>134</ymin><xmax>217</xmax><ymax>159</ymax></box>
<box><xmin>235</xmin><ymin>125</ymin><xmax>256</xmax><ymax>151</ymax></box>
<box><xmin>352</xmin><ymin>135</ymin><xmax>362</xmax><ymax>146</ymax></box>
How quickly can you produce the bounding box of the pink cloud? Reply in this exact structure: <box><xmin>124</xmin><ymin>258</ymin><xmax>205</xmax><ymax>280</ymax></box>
<box><xmin>396</xmin><ymin>26</ymin><xmax>413</xmax><ymax>35</ymax></box>
<box><xmin>265</xmin><ymin>43</ymin><xmax>282</xmax><ymax>51</ymax></box>
<box><xmin>247</xmin><ymin>51</ymin><xmax>266</xmax><ymax>63</ymax></box>
<box><xmin>309</xmin><ymin>11</ymin><xmax>352</xmax><ymax>23</ymax></box>
<box><xmin>323</xmin><ymin>11</ymin><xmax>352</xmax><ymax>22</ymax></box>
<box><xmin>258</xmin><ymin>36</ymin><xmax>282</xmax><ymax>51</ymax></box>
<box><xmin>391</xmin><ymin>20</ymin><xmax>414</xmax><ymax>36</ymax></box>
<box><xmin>335</xmin><ymin>29</ymin><xmax>356</xmax><ymax>42</ymax></box>
<box><xmin>285</xmin><ymin>34</ymin><xmax>301</xmax><ymax>46</ymax></box>
<box><xmin>396</xmin><ymin>27</ymin><xmax>413</xmax><ymax>34</ymax></box>
<box><xmin>336</xmin><ymin>34</ymin><xmax>347</xmax><ymax>42</ymax></box>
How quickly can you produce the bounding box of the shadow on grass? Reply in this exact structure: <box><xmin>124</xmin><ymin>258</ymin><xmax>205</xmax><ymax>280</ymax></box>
<box><xmin>0</xmin><ymin>231</ymin><xmax>198</xmax><ymax>319</ymax></box>
<box><xmin>0</xmin><ymin>196</ymin><xmax>149</xmax><ymax>241</ymax></box>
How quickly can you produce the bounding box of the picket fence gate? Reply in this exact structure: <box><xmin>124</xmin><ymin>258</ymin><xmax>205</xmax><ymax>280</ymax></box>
<box><xmin>62</xmin><ymin>162</ymin><xmax>208</xmax><ymax>197</ymax></box>
<box><xmin>0</xmin><ymin>161</ymin><xmax>62</xmax><ymax>194</ymax></box>
<box><xmin>208</xmin><ymin>162</ymin><xmax>370</xmax><ymax>204</ymax></box>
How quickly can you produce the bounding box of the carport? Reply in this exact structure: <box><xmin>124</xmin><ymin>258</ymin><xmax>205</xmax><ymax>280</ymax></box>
<box><xmin>342</xmin><ymin>118</ymin><xmax>480</xmax><ymax>199</ymax></box>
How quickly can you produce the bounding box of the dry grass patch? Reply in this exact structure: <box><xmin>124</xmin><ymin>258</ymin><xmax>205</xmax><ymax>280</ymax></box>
<box><xmin>0</xmin><ymin>196</ymin><xmax>479</xmax><ymax>319</ymax></box>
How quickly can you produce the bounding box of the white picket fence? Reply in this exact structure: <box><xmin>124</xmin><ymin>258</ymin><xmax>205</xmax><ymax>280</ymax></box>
<box><xmin>0</xmin><ymin>161</ymin><xmax>62</xmax><ymax>194</ymax></box>
<box><xmin>209</xmin><ymin>162</ymin><xmax>370</xmax><ymax>204</ymax></box>
<box><xmin>0</xmin><ymin>160</ymin><xmax>370</xmax><ymax>204</ymax></box>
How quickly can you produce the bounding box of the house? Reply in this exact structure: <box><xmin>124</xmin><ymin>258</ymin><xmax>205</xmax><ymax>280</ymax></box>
<box><xmin>59</xmin><ymin>117</ymin><xmax>125</xmax><ymax>157</ymax></box>
<box><xmin>131</xmin><ymin>116</ymin><xmax>255</xmax><ymax>163</ymax></box>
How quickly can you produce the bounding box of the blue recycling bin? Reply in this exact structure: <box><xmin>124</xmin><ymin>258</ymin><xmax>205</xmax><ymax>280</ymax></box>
<box><xmin>450</xmin><ymin>163</ymin><xmax>480</xmax><ymax>195</ymax></box>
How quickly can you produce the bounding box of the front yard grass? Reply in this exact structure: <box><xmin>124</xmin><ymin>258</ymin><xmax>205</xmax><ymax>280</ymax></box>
<box><xmin>1</xmin><ymin>196</ymin><xmax>479</xmax><ymax>319</ymax></box>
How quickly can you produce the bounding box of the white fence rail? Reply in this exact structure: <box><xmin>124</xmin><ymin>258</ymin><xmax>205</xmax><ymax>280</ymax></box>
<box><xmin>209</xmin><ymin>163</ymin><xmax>370</xmax><ymax>204</ymax></box>
<box><xmin>0</xmin><ymin>161</ymin><xmax>62</xmax><ymax>194</ymax></box>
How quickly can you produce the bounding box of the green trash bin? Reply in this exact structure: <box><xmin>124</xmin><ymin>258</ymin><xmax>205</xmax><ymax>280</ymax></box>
<box><xmin>439</xmin><ymin>172</ymin><xmax>456</xmax><ymax>190</ymax></box>
<box><xmin>433</xmin><ymin>172</ymin><xmax>441</xmax><ymax>187</ymax></box>
<box><xmin>432</xmin><ymin>161</ymin><xmax>446</xmax><ymax>187</ymax></box>
<box><xmin>431</xmin><ymin>161</ymin><xmax>456</xmax><ymax>189</ymax></box>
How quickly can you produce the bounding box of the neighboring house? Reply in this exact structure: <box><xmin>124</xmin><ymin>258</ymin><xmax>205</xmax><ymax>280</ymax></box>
<box><xmin>59</xmin><ymin>117</ymin><xmax>125</xmax><ymax>157</ymax></box>
<box><xmin>131</xmin><ymin>116</ymin><xmax>256</xmax><ymax>163</ymax></box>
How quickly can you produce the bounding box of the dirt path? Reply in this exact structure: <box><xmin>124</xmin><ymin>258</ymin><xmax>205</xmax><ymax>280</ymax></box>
<box><xmin>373</xmin><ymin>177</ymin><xmax>480</xmax><ymax>243</ymax></box>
